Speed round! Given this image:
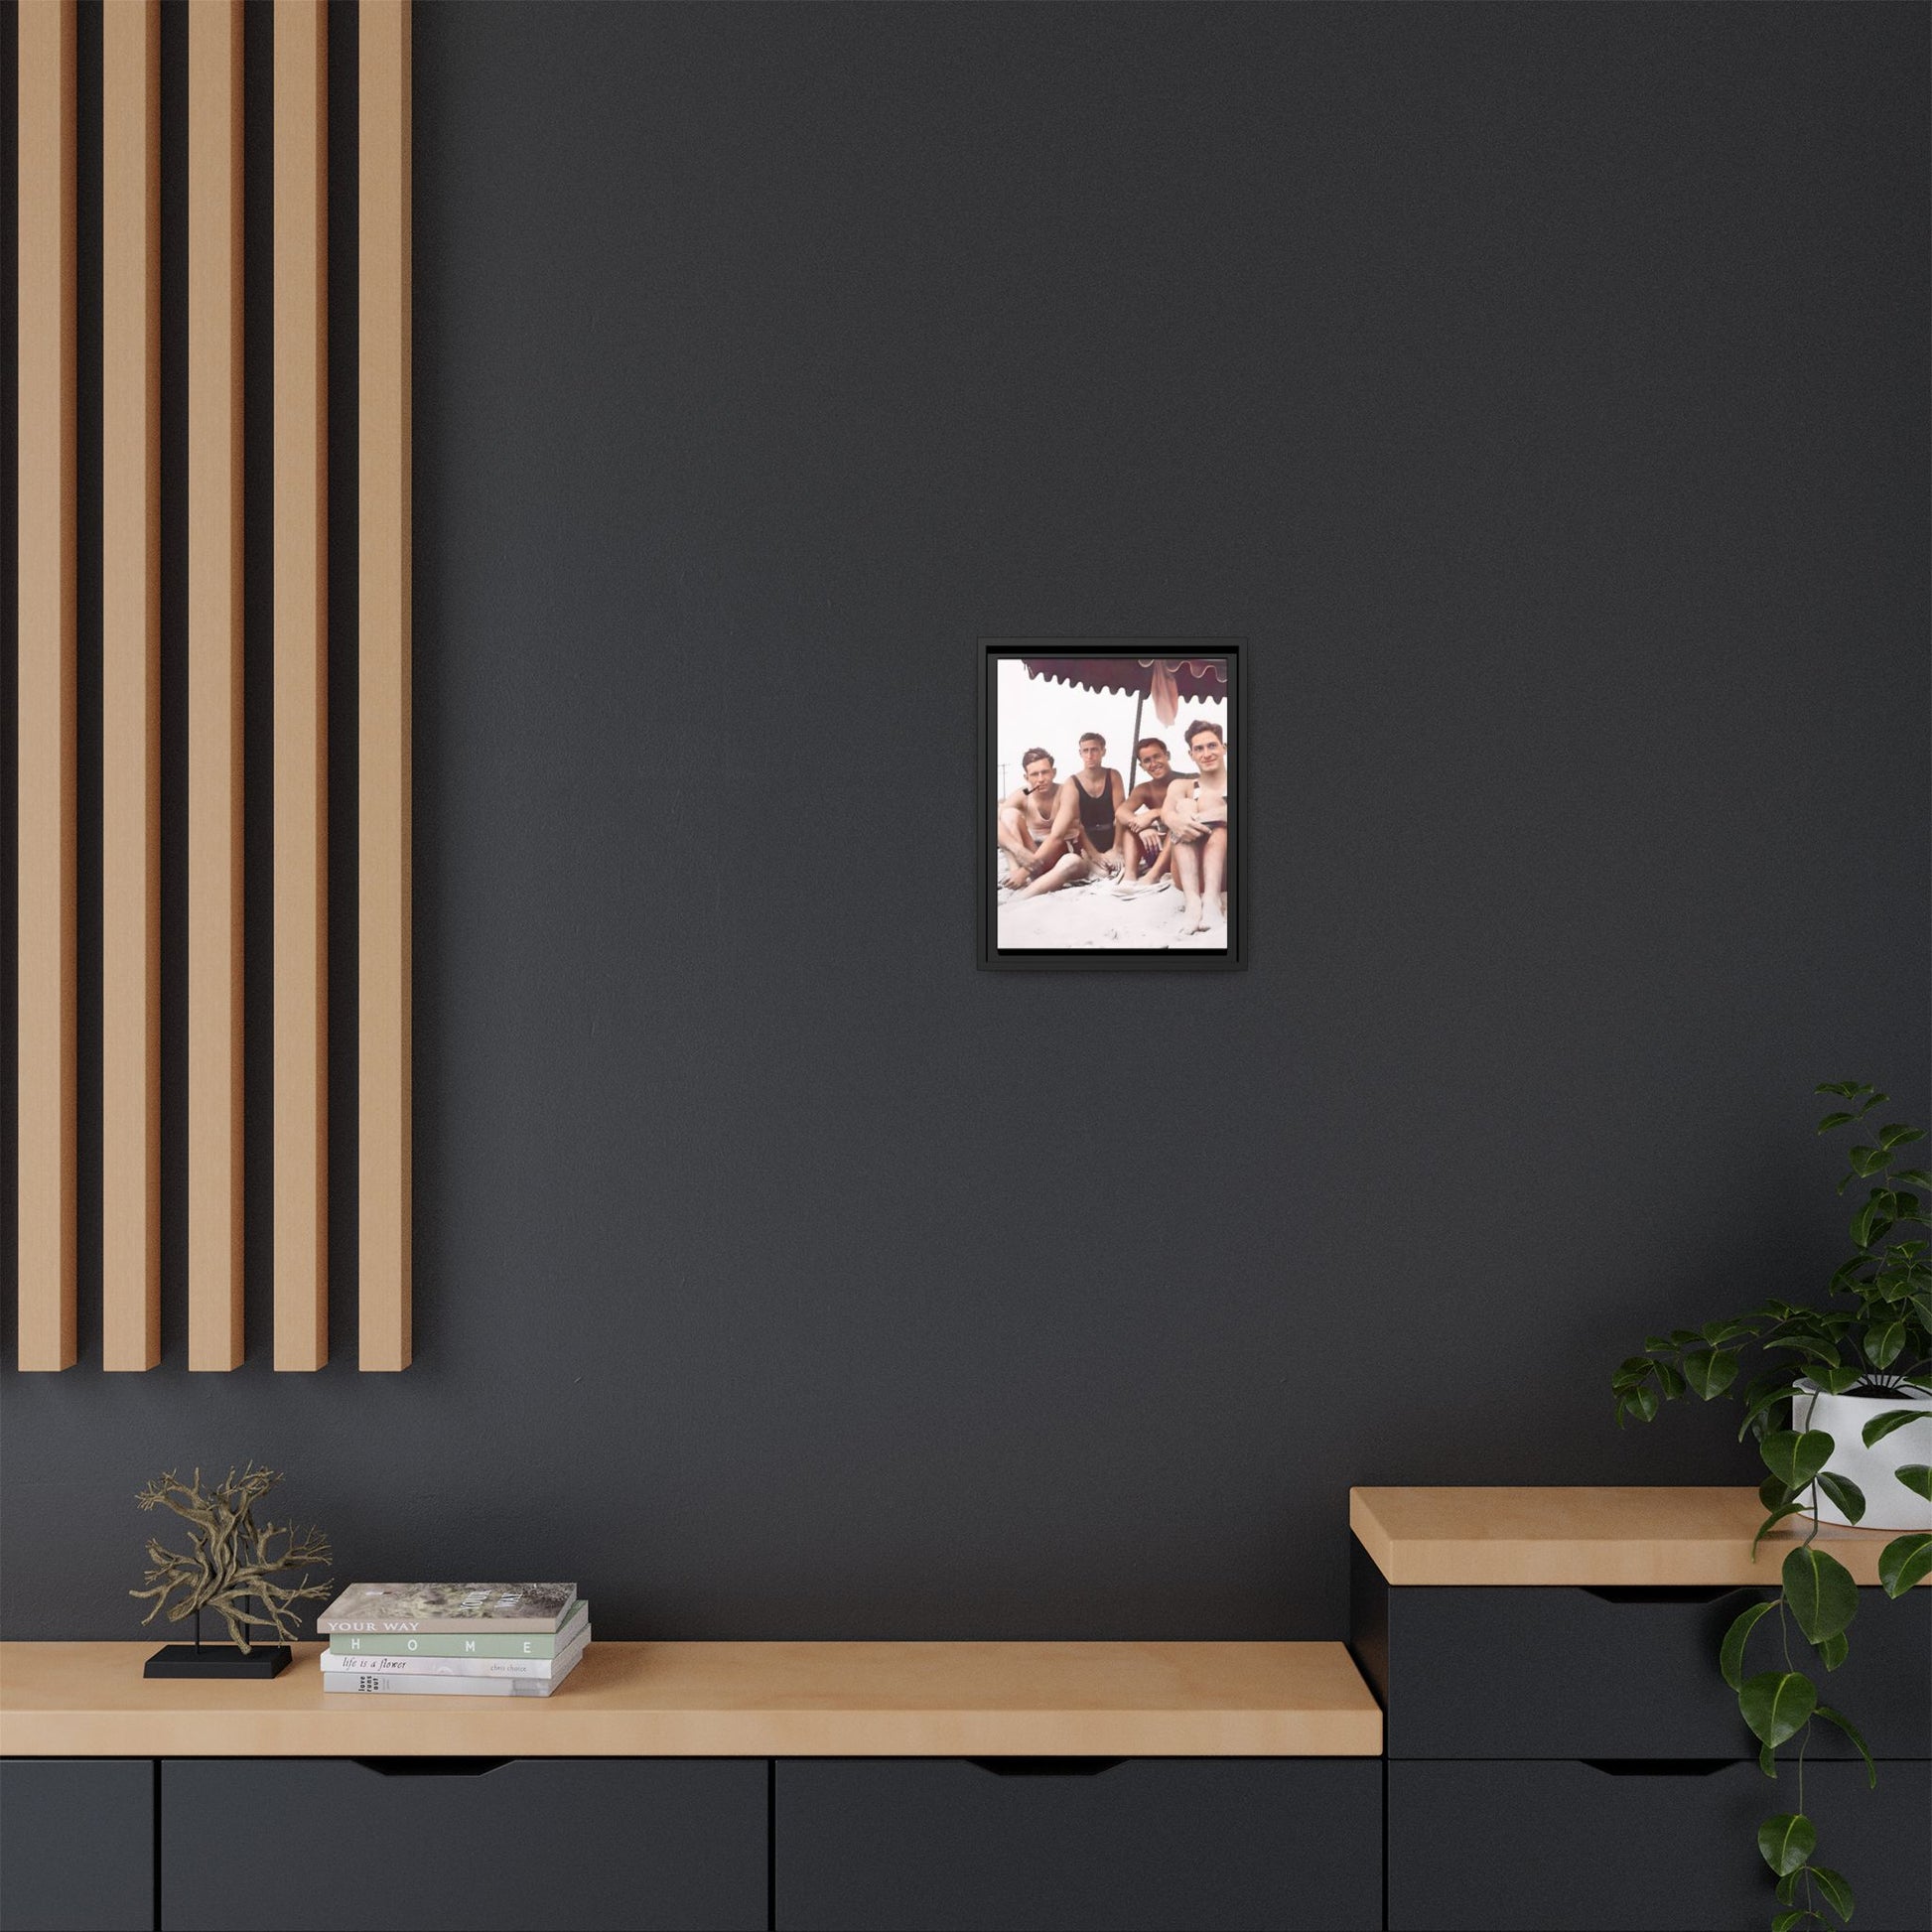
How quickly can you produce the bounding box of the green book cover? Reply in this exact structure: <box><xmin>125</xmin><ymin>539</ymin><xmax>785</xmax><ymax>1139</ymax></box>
<box><xmin>328</xmin><ymin>1600</ymin><xmax>587</xmax><ymax>1658</ymax></box>
<box><xmin>317</xmin><ymin>1582</ymin><xmax>578</xmax><ymax>1635</ymax></box>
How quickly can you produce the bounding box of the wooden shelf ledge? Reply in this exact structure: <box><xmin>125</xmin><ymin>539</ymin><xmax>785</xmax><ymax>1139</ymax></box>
<box><xmin>0</xmin><ymin>1641</ymin><xmax>1381</xmax><ymax>1758</ymax></box>
<box><xmin>1351</xmin><ymin>1486</ymin><xmax>1930</xmax><ymax>1587</ymax></box>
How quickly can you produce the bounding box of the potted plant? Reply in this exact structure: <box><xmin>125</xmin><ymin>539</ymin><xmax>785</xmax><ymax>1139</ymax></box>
<box><xmin>1612</xmin><ymin>1081</ymin><xmax>1932</xmax><ymax>1932</ymax></box>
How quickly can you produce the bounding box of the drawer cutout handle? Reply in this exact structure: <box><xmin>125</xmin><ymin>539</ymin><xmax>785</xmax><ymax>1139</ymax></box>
<box><xmin>352</xmin><ymin>1757</ymin><xmax>513</xmax><ymax>1777</ymax></box>
<box><xmin>1583</xmin><ymin>1759</ymin><xmax>1734</xmax><ymax>1777</ymax></box>
<box><xmin>968</xmin><ymin>1757</ymin><xmax>1126</xmax><ymax>1777</ymax></box>
<box><xmin>1580</xmin><ymin>1587</ymin><xmax>1751</xmax><ymax>1605</ymax></box>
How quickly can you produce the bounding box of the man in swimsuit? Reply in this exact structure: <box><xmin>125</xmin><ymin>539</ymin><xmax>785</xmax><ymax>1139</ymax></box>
<box><xmin>995</xmin><ymin>748</ymin><xmax>1085</xmax><ymax>896</ymax></box>
<box><xmin>1111</xmin><ymin>737</ymin><xmax>1186</xmax><ymax>896</ymax></box>
<box><xmin>1061</xmin><ymin>733</ymin><xmax>1128</xmax><ymax>879</ymax></box>
<box><xmin>1165</xmin><ymin>719</ymin><xmax>1230</xmax><ymax>934</ymax></box>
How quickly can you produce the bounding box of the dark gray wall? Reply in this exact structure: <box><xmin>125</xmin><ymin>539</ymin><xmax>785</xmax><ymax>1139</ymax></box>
<box><xmin>4</xmin><ymin>2</ymin><xmax>1927</xmax><ymax>1640</ymax></box>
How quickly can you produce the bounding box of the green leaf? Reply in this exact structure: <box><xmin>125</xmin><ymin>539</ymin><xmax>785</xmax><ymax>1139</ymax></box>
<box><xmin>1762</xmin><ymin>1430</ymin><xmax>1835</xmax><ymax>1490</ymax></box>
<box><xmin>1815</xmin><ymin>1081</ymin><xmax>1859</xmax><ymax>1097</ymax></box>
<box><xmin>1618</xmin><ymin>1383</ymin><xmax>1658</xmax><ymax>1426</ymax></box>
<box><xmin>1813</xmin><ymin>1706</ymin><xmax>1876</xmax><ymax>1788</ymax></box>
<box><xmin>1878</xmin><ymin>1533</ymin><xmax>1932</xmax><ymax>1596</ymax></box>
<box><xmin>1857</xmin><ymin>1090</ymin><xmax>1889</xmax><ymax>1116</ymax></box>
<box><xmin>1816</xmin><ymin>1111</ymin><xmax>1856</xmax><ymax>1132</ymax></box>
<box><xmin>1810</xmin><ymin>1863</ymin><xmax>1856</xmax><ymax>1922</ymax></box>
<box><xmin>1702</xmin><ymin>1318</ymin><xmax>1753</xmax><ymax>1345</ymax></box>
<box><xmin>1739</xmin><ymin>1377</ymin><xmax>1801</xmax><ymax>1442</ymax></box>
<box><xmin>1864</xmin><ymin>1320</ymin><xmax>1905</xmax><ymax>1369</ymax></box>
<box><xmin>1816</xmin><ymin>1472</ymin><xmax>1865</xmax><ymax>1524</ymax></box>
<box><xmin>1753</xmin><ymin>1502</ymin><xmax>1810</xmax><ymax>1556</ymax></box>
<box><xmin>1893</xmin><ymin>1168</ymin><xmax>1932</xmax><ymax>1190</ymax></box>
<box><xmin>1862</xmin><ymin>1409</ymin><xmax>1930</xmax><ymax>1448</ymax></box>
<box><xmin>1852</xmin><ymin>1194</ymin><xmax>1895</xmax><ymax>1248</ymax></box>
<box><xmin>1720</xmin><ymin>1598</ymin><xmax>1777</xmax><ymax>1690</ymax></box>
<box><xmin>1654</xmin><ymin>1359</ymin><xmax>1688</xmax><ymax>1399</ymax></box>
<box><xmin>1766</xmin><ymin>1338</ymin><xmax>1843</xmax><ymax>1367</ymax></box>
<box><xmin>1758</xmin><ymin>1812</ymin><xmax>1816</xmax><ymax>1876</ymax></box>
<box><xmin>1770</xmin><ymin>1909</ymin><xmax>1811</xmax><ymax>1932</ymax></box>
<box><xmin>1760</xmin><ymin>1474</ymin><xmax>1796</xmax><ymax>1512</ymax></box>
<box><xmin>1894</xmin><ymin>1464</ymin><xmax>1932</xmax><ymax>1502</ymax></box>
<box><xmin>1759</xmin><ymin>1737</ymin><xmax>1777</xmax><ymax>1777</ymax></box>
<box><xmin>1682</xmin><ymin>1347</ymin><xmax>1738</xmax><ymax>1400</ymax></box>
<box><xmin>1783</xmin><ymin>1547</ymin><xmax>1860</xmax><ymax>1644</ymax></box>
<box><xmin>1809</xmin><ymin>1365</ymin><xmax>1865</xmax><ymax>1395</ymax></box>
<box><xmin>1850</xmin><ymin>1145</ymin><xmax>1888</xmax><ymax>1176</ymax></box>
<box><xmin>1878</xmin><ymin>1123</ymin><xmax>1925</xmax><ymax>1150</ymax></box>
<box><xmin>1815</xmin><ymin>1630</ymin><xmax>1849</xmax><ymax>1672</ymax></box>
<box><xmin>1740</xmin><ymin>1670</ymin><xmax>1817</xmax><ymax>1747</ymax></box>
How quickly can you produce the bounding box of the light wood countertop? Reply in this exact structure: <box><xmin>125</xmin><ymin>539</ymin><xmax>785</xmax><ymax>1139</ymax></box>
<box><xmin>0</xmin><ymin>1640</ymin><xmax>1382</xmax><ymax>1758</ymax></box>
<box><xmin>1351</xmin><ymin>1486</ymin><xmax>1930</xmax><ymax>1587</ymax></box>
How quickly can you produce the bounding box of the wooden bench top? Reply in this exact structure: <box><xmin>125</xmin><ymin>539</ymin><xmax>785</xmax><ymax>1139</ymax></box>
<box><xmin>1350</xmin><ymin>1486</ymin><xmax>1927</xmax><ymax>1587</ymax></box>
<box><xmin>0</xmin><ymin>1640</ymin><xmax>1382</xmax><ymax>1757</ymax></box>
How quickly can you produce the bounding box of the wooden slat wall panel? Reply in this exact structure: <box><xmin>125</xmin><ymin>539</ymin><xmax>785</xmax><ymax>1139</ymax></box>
<box><xmin>16</xmin><ymin>0</ymin><xmax>78</xmax><ymax>1371</ymax></box>
<box><xmin>273</xmin><ymin>0</ymin><xmax>328</xmax><ymax>1369</ymax></box>
<box><xmin>359</xmin><ymin>0</ymin><xmax>412</xmax><ymax>1369</ymax></box>
<box><xmin>101</xmin><ymin>0</ymin><xmax>162</xmax><ymax>1371</ymax></box>
<box><xmin>187</xmin><ymin>0</ymin><xmax>245</xmax><ymax>1370</ymax></box>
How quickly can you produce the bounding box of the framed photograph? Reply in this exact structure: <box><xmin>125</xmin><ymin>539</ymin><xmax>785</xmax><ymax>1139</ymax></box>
<box><xmin>978</xmin><ymin>640</ymin><xmax>1245</xmax><ymax>971</ymax></box>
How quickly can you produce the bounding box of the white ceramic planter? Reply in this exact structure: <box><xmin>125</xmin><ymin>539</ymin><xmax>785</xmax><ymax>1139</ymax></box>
<box><xmin>1793</xmin><ymin>1379</ymin><xmax>1932</xmax><ymax>1532</ymax></box>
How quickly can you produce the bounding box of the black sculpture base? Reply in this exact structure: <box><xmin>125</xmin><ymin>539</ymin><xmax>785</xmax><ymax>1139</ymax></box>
<box><xmin>144</xmin><ymin>1643</ymin><xmax>291</xmax><ymax>1680</ymax></box>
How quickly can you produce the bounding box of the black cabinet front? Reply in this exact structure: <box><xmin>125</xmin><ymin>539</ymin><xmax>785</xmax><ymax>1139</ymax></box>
<box><xmin>775</xmin><ymin>1757</ymin><xmax>1381</xmax><ymax>1932</ymax></box>
<box><xmin>1351</xmin><ymin>1538</ymin><xmax>1932</xmax><ymax>1760</ymax></box>
<box><xmin>1388</xmin><ymin>1758</ymin><xmax>1932</xmax><ymax>1932</ymax></box>
<box><xmin>159</xmin><ymin>1759</ymin><xmax>766</xmax><ymax>1932</ymax></box>
<box><xmin>0</xmin><ymin>1760</ymin><xmax>154</xmax><ymax>1932</ymax></box>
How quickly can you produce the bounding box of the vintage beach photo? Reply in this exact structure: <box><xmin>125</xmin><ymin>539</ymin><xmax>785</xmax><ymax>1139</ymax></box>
<box><xmin>980</xmin><ymin>643</ymin><xmax>1243</xmax><ymax>968</ymax></box>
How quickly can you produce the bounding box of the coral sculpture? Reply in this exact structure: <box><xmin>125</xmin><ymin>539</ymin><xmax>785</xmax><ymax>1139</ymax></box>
<box><xmin>131</xmin><ymin>1466</ymin><xmax>334</xmax><ymax>1652</ymax></box>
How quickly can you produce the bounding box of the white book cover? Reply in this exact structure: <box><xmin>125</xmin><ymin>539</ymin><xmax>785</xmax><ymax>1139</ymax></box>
<box><xmin>319</xmin><ymin>1629</ymin><xmax>590</xmax><ymax>1679</ymax></box>
<box><xmin>323</xmin><ymin>1647</ymin><xmax>584</xmax><ymax>1698</ymax></box>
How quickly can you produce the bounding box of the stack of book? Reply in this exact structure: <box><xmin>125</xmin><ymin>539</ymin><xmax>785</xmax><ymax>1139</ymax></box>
<box><xmin>316</xmin><ymin>1584</ymin><xmax>590</xmax><ymax>1698</ymax></box>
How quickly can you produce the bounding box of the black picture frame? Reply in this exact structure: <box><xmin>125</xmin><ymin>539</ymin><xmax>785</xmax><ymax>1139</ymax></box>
<box><xmin>978</xmin><ymin>639</ymin><xmax>1247</xmax><ymax>971</ymax></box>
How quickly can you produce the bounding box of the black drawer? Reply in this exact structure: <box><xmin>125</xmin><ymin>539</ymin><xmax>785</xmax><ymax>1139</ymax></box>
<box><xmin>1388</xmin><ymin>1757</ymin><xmax>1932</xmax><ymax>1931</ymax></box>
<box><xmin>159</xmin><ymin>1759</ymin><xmax>764</xmax><ymax>1931</ymax></box>
<box><xmin>774</xmin><ymin>1757</ymin><xmax>1380</xmax><ymax>1931</ymax></box>
<box><xmin>1352</xmin><ymin>1538</ymin><xmax>1932</xmax><ymax>1760</ymax></box>
<box><xmin>1</xmin><ymin>1760</ymin><xmax>154</xmax><ymax>1932</ymax></box>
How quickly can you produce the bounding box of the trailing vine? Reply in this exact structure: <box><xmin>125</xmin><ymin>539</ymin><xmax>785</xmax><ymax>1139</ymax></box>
<box><xmin>1613</xmin><ymin>1082</ymin><xmax>1932</xmax><ymax>1930</ymax></box>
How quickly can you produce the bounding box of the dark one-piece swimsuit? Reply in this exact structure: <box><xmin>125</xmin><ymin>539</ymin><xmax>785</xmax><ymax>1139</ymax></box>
<box><xmin>1075</xmin><ymin>776</ymin><xmax>1116</xmax><ymax>851</ymax></box>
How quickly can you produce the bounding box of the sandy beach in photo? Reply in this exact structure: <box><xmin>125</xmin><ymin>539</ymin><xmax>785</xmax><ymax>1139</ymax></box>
<box><xmin>995</xmin><ymin>869</ymin><xmax>1228</xmax><ymax>951</ymax></box>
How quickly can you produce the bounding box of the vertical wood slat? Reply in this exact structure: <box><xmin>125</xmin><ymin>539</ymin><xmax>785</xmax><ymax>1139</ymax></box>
<box><xmin>187</xmin><ymin>0</ymin><xmax>244</xmax><ymax>1370</ymax></box>
<box><xmin>359</xmin><ymin>0</ymin><xmax>412</xmax><ymax>1369</ymax></box>
<box><xmin>274</xmin><ymin>0</ymin><xmax>328</xmax><ymax>1370</ymax></box>
<box><xmin>101</xmin><ymin>0</ymin><xmax>162</xmax><ymax>1371</ymax></box>
<box><xmin>16</xmin><ymin>0</ymin><xmax>78</xmax><ymax>1371</ymax></box>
